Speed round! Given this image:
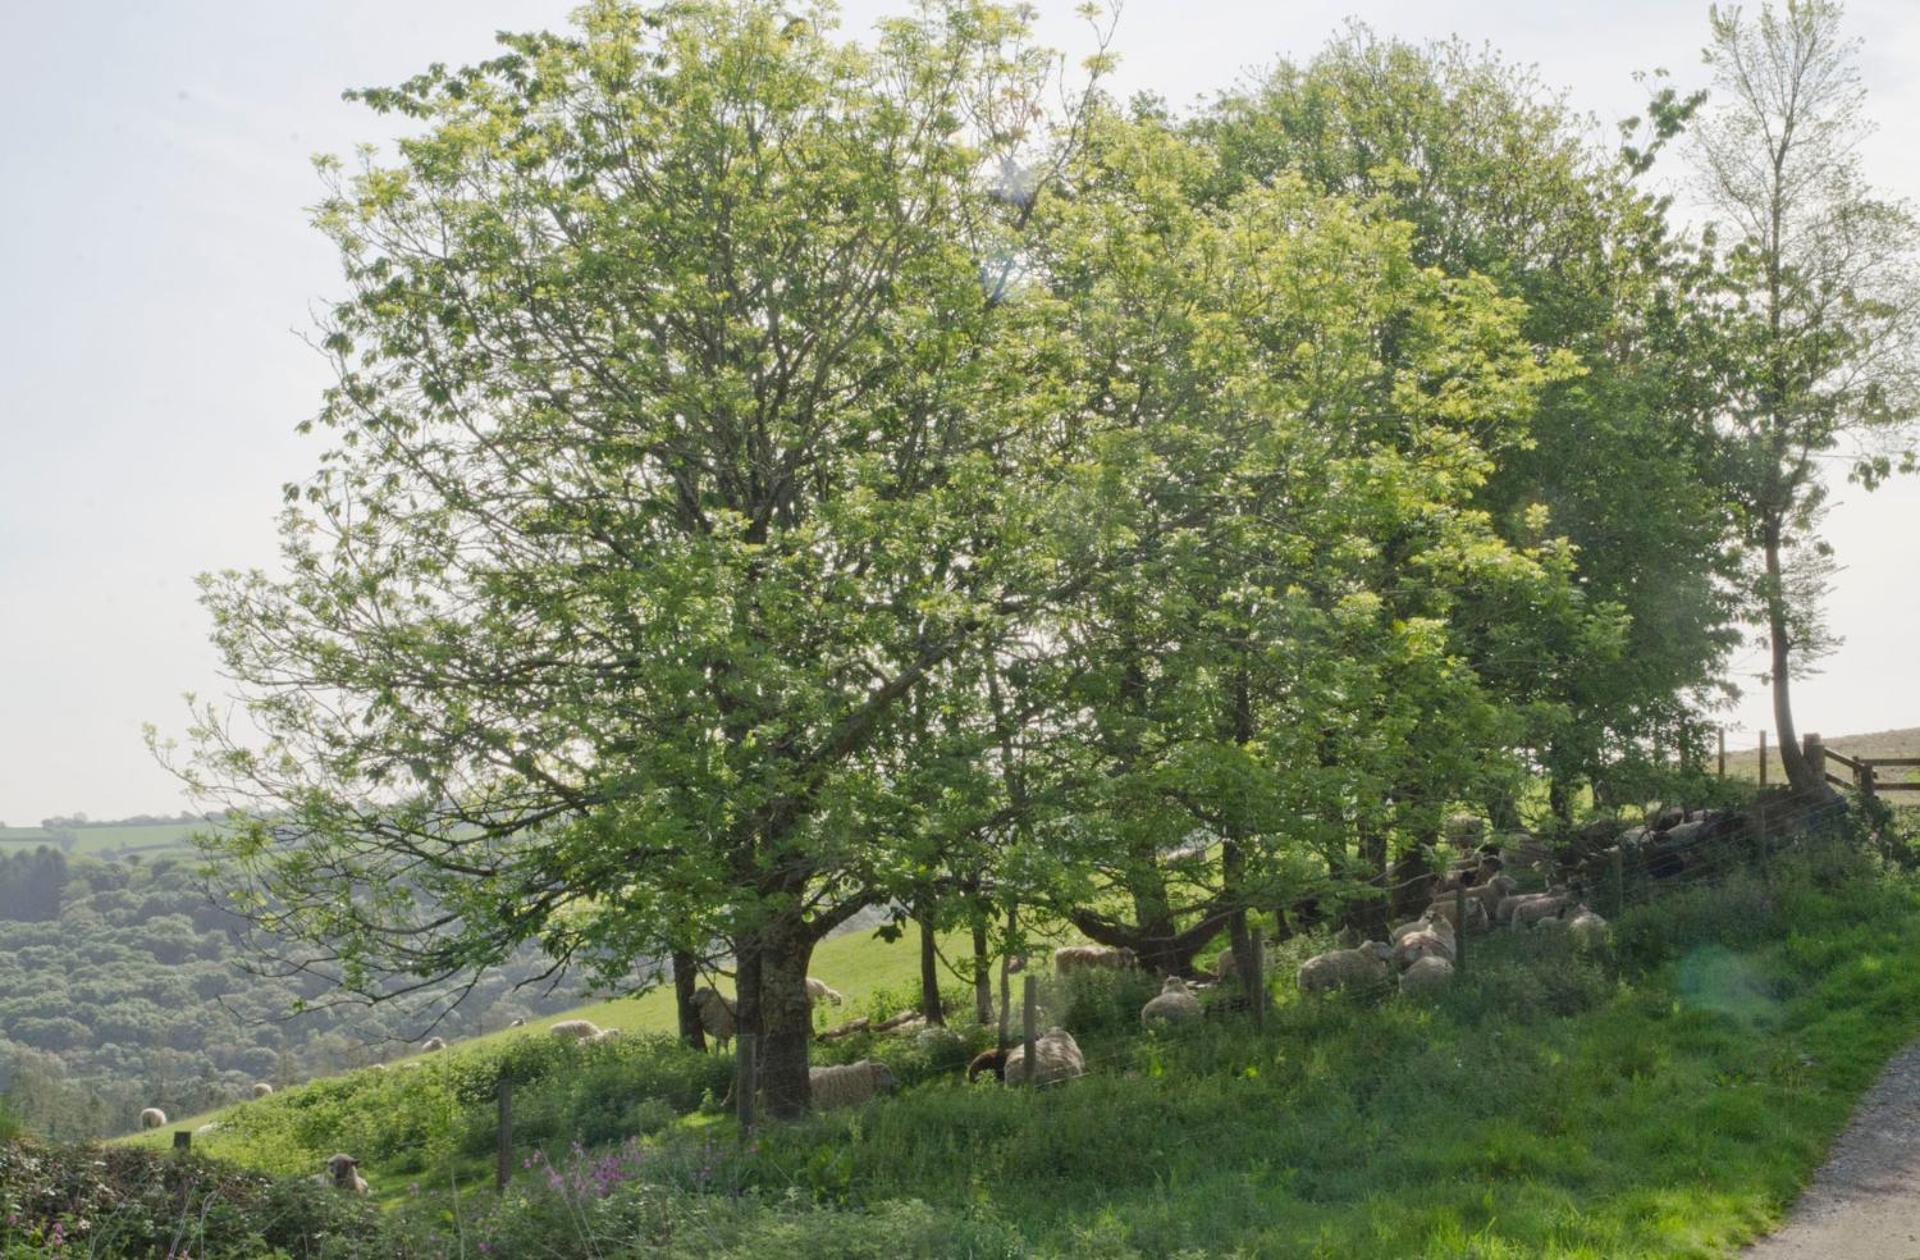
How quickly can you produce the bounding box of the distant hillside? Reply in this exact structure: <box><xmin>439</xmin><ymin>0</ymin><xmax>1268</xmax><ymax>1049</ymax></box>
<box><xmin>1720</xmin><ymin>727</ymin><xmax>1920</xmax><ymax>791</ymax></box>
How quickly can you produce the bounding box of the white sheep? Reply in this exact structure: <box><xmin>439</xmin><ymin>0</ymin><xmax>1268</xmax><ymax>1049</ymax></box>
<box><xmin>1399</xmin><ymin>955</ymin><xmax>1455</xmax><ymax>999</ymax></box>
<box><xmin>1511</xmin><ymin>894</ymin><xmax>1571</xmax><ymax>931</ymax></box>
<box><xmin>509</xmin><ymin>1018</ymin><xmax>526</xmax><ymax>1028</ymax></box>
<box><xmin>588</xmin><ymin>1027</ymin><xmax>624</xmax><ymax>1044</ymax></box>
<box><xmin>691</xmin><ymin>987</ymin><xmax>736</xmax><ymax>1050</ymax></box>
<box><xmin>420</xmin><ymin>1036</ymin><xmax>447</xmax><ymax>1053</ymax></box>
<box><xmin>194</xmin><ymin>1121</ymin><xmax>222</xmax><ymax>1137</ymax></box>
<box><xmin>1004</xmin><ymin>1027</ymin><xmax>1086</xmax><ymax>1085</ymax></box>
<box><xmin>805</xmin><ymin>977</ymin><xmax>846</xmax><ymax>1006</ymax></box>
<box><xmin>1141</xmin><ymin>975</ymin><xmax>1202</xmax><ymax>1026</ymax></box>
<box><xmin>1052</xmin><ymin>945</ymin><xmax>1137</xmax><ymax>975</ymax></box>
<box><xmin>1426</xmin><ymin>894</ymin><xmax>1489</xmax><ymax>935</ymax></box>
<box><xmin>549</xmin><ymin>1019</ymin><xmax>603</xmax><ymax>1042</ymax></box>
<box><xmin>1568</xmin><ymin>906</ymin><xmax>1610</xmax><ymax>952</ymax></box>
<box><xmin>1297</xmin><ymin>942</ymin><xmax>1394</xmax><ymax>995</ymax></box>
<box><xmin>252</xmin><ymin>1082</ymin><xmax>274</xmax><ymax>1099</ymax></box>
<box><xmin>314</xmin><ymin>1153</ymin><xmax>370</xmax><ymax>1196</ymax></box>
<box><xmin>1392</xmin><ymin>920</ymin><xmax>1456</xmax><ymax>971</ymax></box>
<box><xmin>808</xmin><ymin>1060</ymin><xmax>898</xmax><ymax>1110</ymax></box>
<box><xmin>139</xmin><ymin>1107</ymin><xmax>167</xmax><ymax>1129</ymax></box>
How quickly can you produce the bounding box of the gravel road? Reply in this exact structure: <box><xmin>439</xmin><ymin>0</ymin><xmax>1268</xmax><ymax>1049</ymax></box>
<box><xmin>1744</xmin><ymin>1039</ymin><xmax>1920</xmax><ymax>1259</ymax></box>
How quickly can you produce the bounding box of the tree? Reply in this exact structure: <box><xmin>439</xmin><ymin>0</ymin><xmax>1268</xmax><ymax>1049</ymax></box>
<box><xmin>163</xmin><ymin>0</ymin><xmax>1119</xmax><ymax>1117</ymax></box>
<box><xmin>1692</xmin><ymin>0</ymin><xmax>1920</xmax><ymax>794</ymax></box>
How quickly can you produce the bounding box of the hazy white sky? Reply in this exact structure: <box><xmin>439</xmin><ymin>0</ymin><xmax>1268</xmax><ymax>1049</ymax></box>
<box><xmin>1</xmin><ymin>1</ymin><xmax>1915</xmax><ymax>824</ymax></box>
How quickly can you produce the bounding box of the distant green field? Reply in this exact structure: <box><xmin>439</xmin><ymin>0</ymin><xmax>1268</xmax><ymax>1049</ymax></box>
<box><xmin>0</xmin><ymin>821</ymin><xmax>204</xmax><ymax>856</ymax></box>
<box><xmin>1722</xmin><ymin>727</ymin><xmax>1920</xmax><ymax>791</ymax></box>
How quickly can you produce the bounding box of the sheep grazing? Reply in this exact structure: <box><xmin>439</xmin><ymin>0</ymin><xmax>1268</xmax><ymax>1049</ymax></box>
<box><xmin>808</xmin><ymin>1060</ymin><xmax>898</xmax><ymax>1110</ymax></box>
<box><xmin>1297</xmin><ymin>942</ymin><xmax>1394</xmax><ymax>996</ymax></box>
<box><xmin>420</xmin><ymin>1036</ymin><xmax>447</xmax><ymax>1053</ymax></box>
<box><xmin>1141</xmin><ymin>976</ymin><xmax>1202</xmax><ymax>1027</ymax></box>
<box><xmin>805</xmin><ymin>977</ymin><xmax>846</xmax><ymax>1007</ymax></box>
<box><xmin>1392</xmin><ymin>920</ymin><xmax>1456</xmax><ymax>971</ymax></box>
<box><xmin>549</xmin><ymin>1018</ymin><xmax>603</xmax><ymax>1042</ymax></box>
<box><xmin>588</xmin><ymin>1027</ymin><xmax>623</xmax><ymax>1044</ymax></box>
<box><xmin>139</xmin><ymin>1107</ymin><xmax>167</xmax><ymax>1129</ymax></box>
<box><xmin>1004</xmin><ymin>1027</ymin><xmax>1086</xmax><ymax>1086</ymax></box>
<box><xmin>252</xmin><ymin>1082</ymin><xmax>274</xmax><ymax>1099</ymax></box>
<box><xmin>967</xmin><ymin>1047</ymin><xmax>1009</xmax><ymax>1083</ymax></box>
<box><xmin>1052</xmin><ymin>945</ymin><xmax>1137</xmax><ymax>975</ymax></box>
<box><xmin>1568</xmin><ymin>907</ymin><xmax>1610</xmax><ymax>952</ymax></box>
<box><xmin>691</xmin><ymin>987</ymin><xmax>737</xmax><ymax>1050</ymax></box>
<box><xmin>509</xmin><ymin>1018</ymin><xmax>525</xmax><ymax>1028</ymax></box>
<box><xmin>315</xmin><ymin>1153</ymin><xmax>370</xmax><ymax>1196</ymax></box>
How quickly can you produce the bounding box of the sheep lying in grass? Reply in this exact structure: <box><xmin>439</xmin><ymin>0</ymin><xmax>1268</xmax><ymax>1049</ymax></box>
<box><xmin>1511</xmin><ymin>894</ymin><xmax>1571</xmax><ymax>931</ymax></box>
<box><xmin>588</xmin><ymin>1027</ymin><xmax>623</xmax><ymax>1044</ymax></box>
<box><xmin>549</xmin><ymin>1019</ymin><xmax>603</xmax><ymax>1042</ymax></box>
<box><xmin>1005</xmin><ymin>1027</ymin><xmax>1086</xmax><ymax>1085</ymax></box>
<box><xmin>1298</xmin><ymin>942</ymin><xmax>1393</xmax><ymax>995</ymax></box>
<box><xmin>252</xmin><ymin>1083</ymin><xmax>274</xmax><ymax>1099</ymax></box>
<box><xmin>194</xmin><ymin>1122</ymin><xmax>222</xmax><ymax>1137</ymax></box>
<box><xmin>1399</xmin><ymin>955</ymin><xmax>1455</xmax><ymax>999</ymax></box>
<box><xmin>692</xmin><ymin>987</ymin><xmax>737</xmax><ymax>1050</ymax></box>
<box><xmin>1141</xmin><ymin>976</ymin><xmax>1202</xmax><ymax>1026</ymax></box>
<box><xmin>139</xmin><ymin>1108</ymin><xmax>166</xmax><ymax>1129</ymax></box>
<box><xmin>315</xmin><ymin>1153</ymin><xmax>370</xmax><ymax>1196</ymax></box>
<box><xmin>1568</xmin><ymin>906</ymin><xmax>1610</xmax><ymax>952</ymax></box>
<box><xmin>1053</xmin><ymin>945</ymin><xmax>1137</xmax><ymax>975</ymax></box>
<box><xmin>808</xmin><ymin>1060</ymin><xmax>898</xmax><ymax>1110</ymax></box>
<box><xmin>1392</xmin><ymin>920</ymin><xmax>1456</xmax><ymax>971</ymax></box>
<box><xmin>420</xmin><ymin>1036</ymin><xmax>447</xmax><ymax>1053</ymax></box>
<box><xmin>805</xmin><ymin>977</ymin><xmax>845</xmax><ymax>1006</ymax></box>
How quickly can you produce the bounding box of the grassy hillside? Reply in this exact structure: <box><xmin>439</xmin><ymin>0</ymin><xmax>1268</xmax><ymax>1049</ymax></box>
<box><xmin>94</xmin><ymin>832</ymin><xmax>1920</xmax><ymax>1257</ymax></box>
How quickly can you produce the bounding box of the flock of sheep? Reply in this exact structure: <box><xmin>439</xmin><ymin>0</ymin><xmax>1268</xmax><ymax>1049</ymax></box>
<box><xmin>142</xmin><ymin>826</ymin><xmax>1627</xmax><ymax>1193</ymax></box>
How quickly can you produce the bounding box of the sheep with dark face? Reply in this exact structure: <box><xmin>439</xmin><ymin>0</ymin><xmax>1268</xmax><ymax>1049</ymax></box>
<box><xmin>315</xmin><ymin>1153</ymin><xmax>369</xmax><ymax>1195</ymax></box>
<box><xmin>1141</xmin><ymin>975</ymin><xmax>1202</xmax><ymax>1026</ymax></box>
<box><xmin>808</xmin><ymin>1060</ymin><xmax>897</xmax><ymax>1109</ymax></box>
<box><xmin>691</xmin><ymin>987</ymin><xmax>736</xmax><ymax>1050</ymax></box>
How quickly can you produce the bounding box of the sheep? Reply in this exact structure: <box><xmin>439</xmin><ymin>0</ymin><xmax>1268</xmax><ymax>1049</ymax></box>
<box><xmin>691</xmin><ymin>987</ymin><xmax>736</xmax><ymax>1050</ymax></box>
<box><xmin>252</xmin><ymin>1082</ymin><xmax>274</xmax><ymax>1099</ymax></box>
<box><xmin>967</xmin><ymin>1047</ymin><xmax>1009</xmax><ymax>1083</ymax></box>
<box><xmin>1392</xmin><ymin>920</ymin><xmax>1456</xmax><ymax>971</ymax></box>
<box><xmin>420</xmin><ymin>1036</ymin><xmax>447</xmax><ymax>1053</ymax></box>
<box><xmin>1004</xmin><ymin>1027</ymin><xmax>1086</xmax><ymax>1086</ymax></box>
<box><xmin>1511</xmin><ymin>894</ymin><xmax>1571</xmax><ymax>931</ymax></box>
<box><xmin>549</xmin><ymin>1019</ymin><xmax>603</xmax><ymax>1042</ymax></box>
<box><xmin>588</xmin><ymin>1027</ymin><xmax>624</xmax><ymax>1044</ymax></box>
<box><xmin>808</xmin><ymin>1060</ymin><xmax>898</xmax><ymax>1110</ymax></box>
<box><xmin>1390</xmin><ymin>916</ymin><xmax>1434</xmax><ymax>945</ymax></box>
<box><xmin>1568</xmin><ymin>906</ymin><xmax>1610</xmax><ymax>952</ymax></box>
<box><xmin>194</xmin><ymin>1121</ymin><xmax>222</xmax><ymax>1137</ymax></box>
<box><xmin>1297</xmin><ymin>941</ymin><xmax>1394</xmax><ymax>995</ymax></box>
<box><xmin>1052</xmin><ymin>945</ymin><xmax>1137</xmax><ymax>975</ymax></box>
<box><xmin>805</xmin><ymin>977</ymin><xmax>846</xmax><ymax>1007</ymax></box>
<box><xmin>1425</xmin><ymin>894</ymin><xmax>1488</xmax><ymax>935</ymax></box>
<box><xmin>314</xmin><ymin>1153</ymin><xmax>370</xmax><ymax>1196</ymax></box>
<box><xmin>139</xmin><ymin>1107</ymin><xmax>167</xmax><ymax>1129</ymax></box>
<box><xmin>1140</xmin><ymin>975</ymin><xmax>1202</xmax><ymax>1027</ymax></box>
<box><xmin>509</xmin><ymin>1018</ymin><xmax>525</xmax><ymax>1028</ymax></box>
<box><xmin>1496</xmin><ymin>888</ymin><xmax>1566</xmax><ymax>928</ymax></box>
<box><xmin>1399</xmin><ymin>955</ymin><xmax>1455</xmax><ymax>999</ymax></box>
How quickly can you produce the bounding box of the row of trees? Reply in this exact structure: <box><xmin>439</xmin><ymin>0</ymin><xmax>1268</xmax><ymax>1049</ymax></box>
<box><xmin>164</xmin><ymin>0</ymin><xmax>1916</xmax><ymax>1115</ymax></box>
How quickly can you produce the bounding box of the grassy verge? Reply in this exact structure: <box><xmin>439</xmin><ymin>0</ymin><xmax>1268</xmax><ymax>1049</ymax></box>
<box><xmin>89</xmin><ymin>844</ymin><xmax>1920</xmax><ymax>1257</ymax></box>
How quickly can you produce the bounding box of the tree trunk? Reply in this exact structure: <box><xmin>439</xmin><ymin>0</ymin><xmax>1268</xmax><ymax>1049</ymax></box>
<box><xmin>752</xmin><ymin>918</ymin><xmax>815</xmax><ymax>1120</ymax></box>
<box><xmin>672</xmin><ymin>949</ymin><xmax>706</xmax><ymax>1052</ymax></box>
<box><xmin>997</xmin><ymin>905</ymin><xmax>1016</xmax><ymax>1054</ymax></box>
<box><xmin>1354</xmin><ymin>825</ymin><xmax>1390</xmax><ymax>941</ymax></box>
<box><xmin>1221</xmin><ymin>838</ymin><xmax>1255</xmax><ymax>993</ymax></box>
<box><xmin>918</xmin><ymin>908</ymin><xmax>945</xmax><ymax>1027</ymax></box>
<box><xmin>732</xmin><ymin>935</ymin><xmax>763</xmax><ymax>1110</ymax></box>
<box><xmin>1763</xmin><ymin>520</ymin><xmax>1823</xmax><ymax>796</ymax></box>
<box><xmin>971</xmin><ymin>917</ymin><xmax>993</xmax><ymax>1026</ymax></box>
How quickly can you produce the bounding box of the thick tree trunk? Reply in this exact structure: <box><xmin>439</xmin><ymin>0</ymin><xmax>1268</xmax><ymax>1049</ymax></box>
<box><xmin>754</xmin><ymin>918</ymin><xmax>816</xmax><ymax>1120</ymax></box>
<box><xmin>732</xmin><ymin>936</ymin><xmax>763</xmax><ymax>1110</ymax></box>
<box><xmin>1221</xmin><ymin>838</ymin><xmax>1256</xmax><ymax>994</ymax></box>
<box><xmin>971</xmin><ymin>918</ymin><xmax>993</xmax><ymax>1026</ymax></box>
<box><xmin>672</xmin><ymin>949</ymin><xmax>706</xmax><ymax>1052</ymax></box>
<box><xmin>918</xmin><ymin>909</ymin><xmax>945</xmax><ymax>1027</ymax></box>
<box><xmin>1763</xmin><ymin>522</ymin><xmax>1823</xmax><ymax>796</ymax></box>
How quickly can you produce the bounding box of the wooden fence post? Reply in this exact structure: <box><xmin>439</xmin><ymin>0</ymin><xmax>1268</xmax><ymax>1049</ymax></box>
<box><xmin>1718</xmin><ymin>727</ymin><xmax>1727</xmax><ymax>778</ymax></box>
<box><xmin>1250</xmin><ymin>926</ymin><xmax>1267</xmax><ymax>1029</ymax></box>
<box><xmin>1804</xmin><ymin>733</ymin><xmax>1826</xmax><ymax>789</ymax></box>
<box><xmin>1759</xmin><ymin>730</ymin><xmax>1768</xmax><ymax>788</ymax></box>
<box><xmin>172</xmin><ymin>1130</ymin><xmax>190</xmax><ymax>1154</ymax></box>
<box><xmin>1021</xmin><ymin>976</ymin><xmax>1038</xmax><ymax>1089</ymax></box>
<box><xmin>496</xmin><ymin>1075</ymin><xmax>513</xmax><ymax>1192</ymax></box>
<box><xmin>1454</xmin><ymin>885</ymin><xmax>1468</xmax><ymax>978</ymax></box>
<box><xmin>735</xmin><ymin>1033</ymin><xmax>757</xmax><ymax>1135</ymax></box>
